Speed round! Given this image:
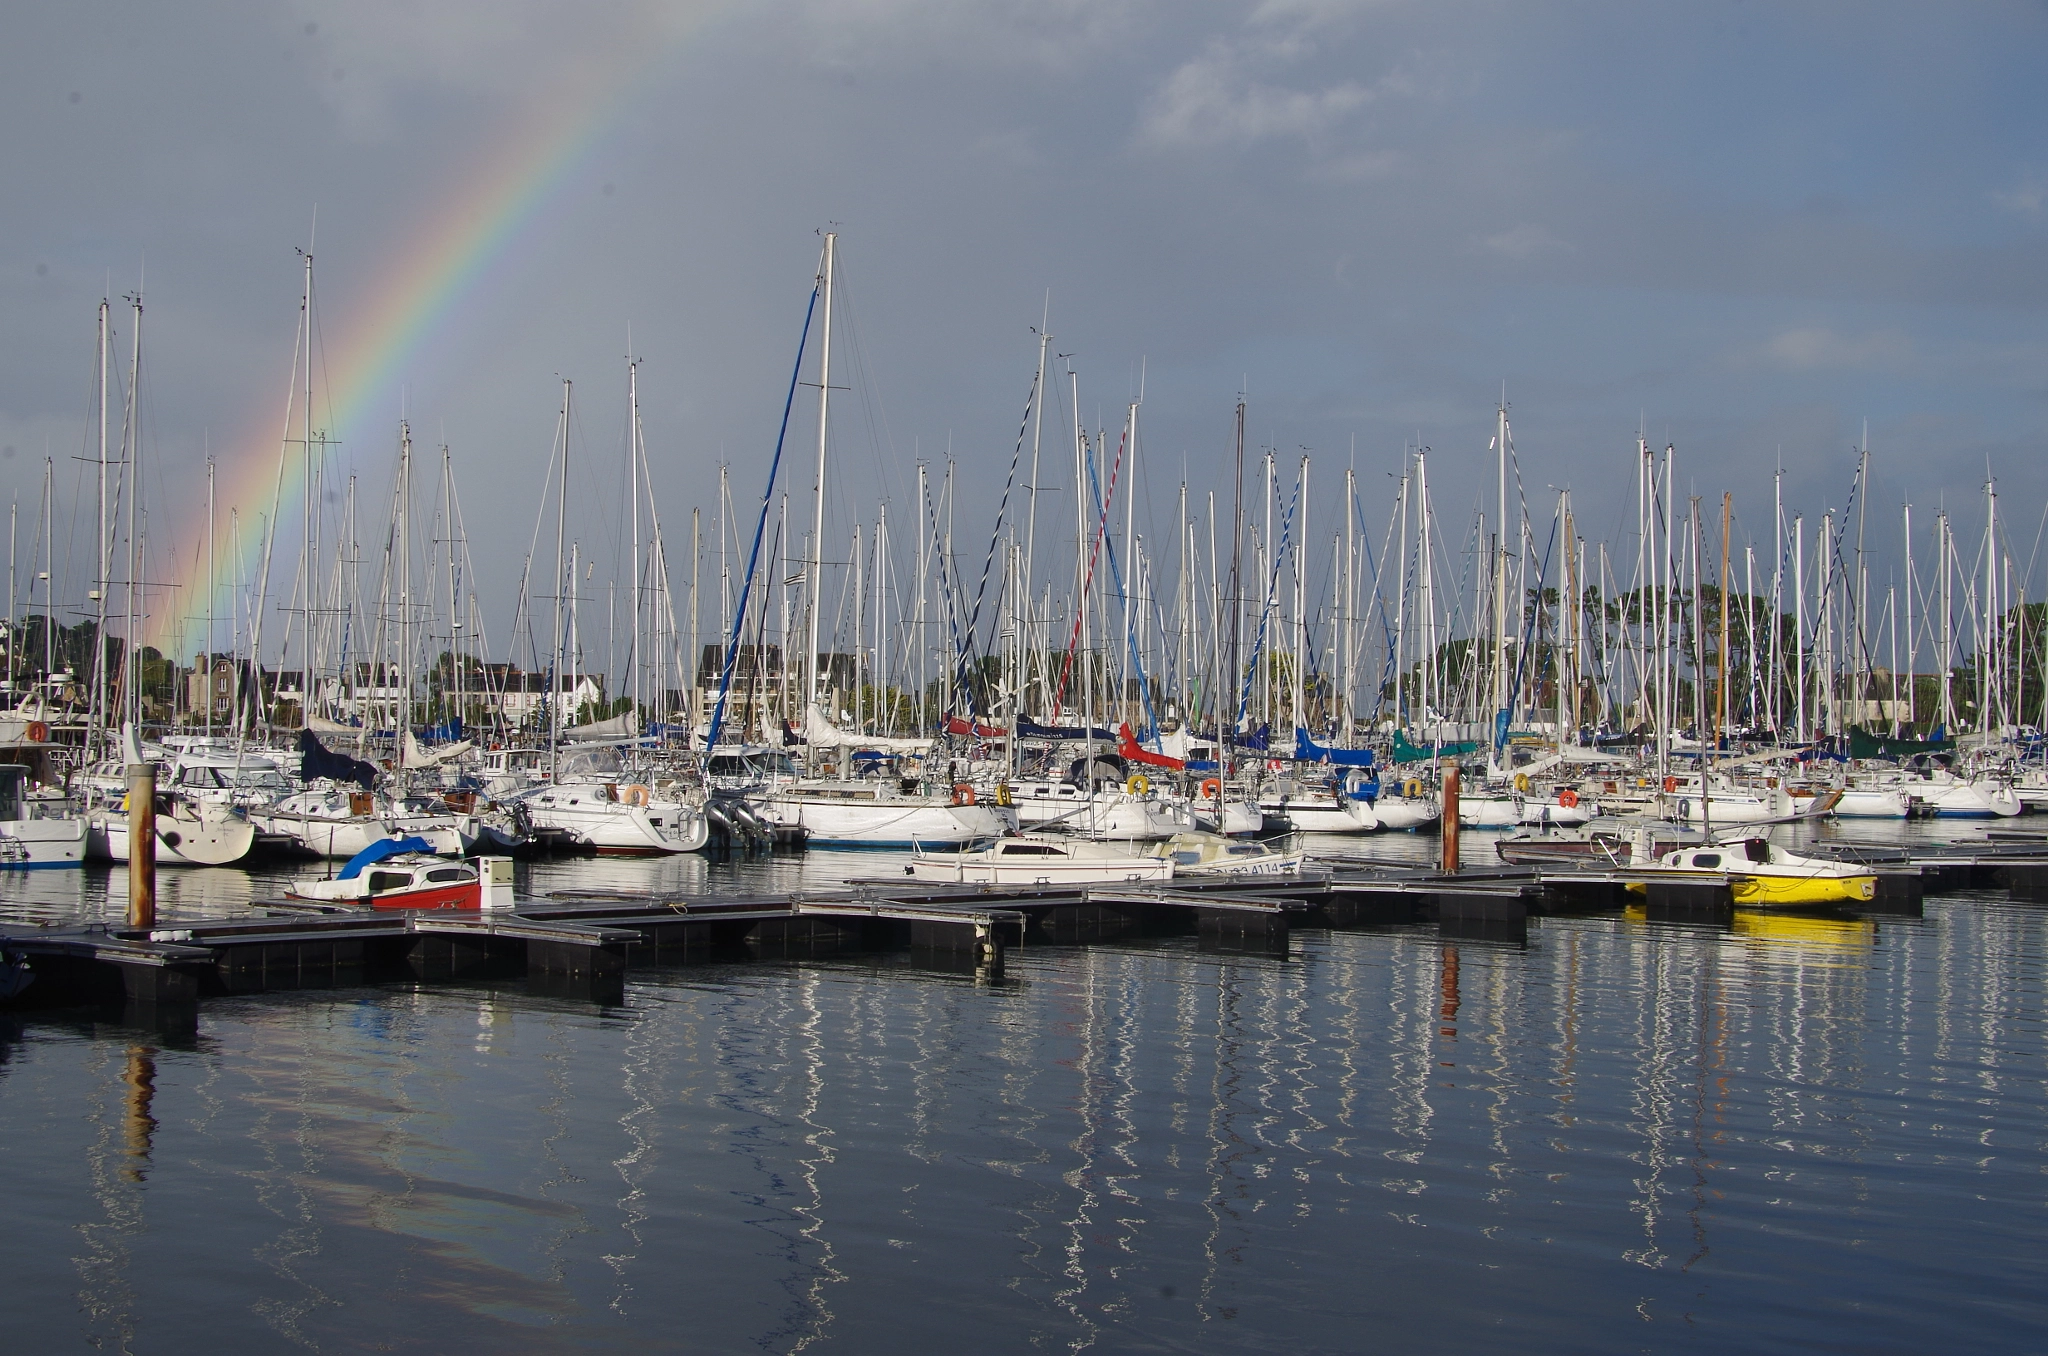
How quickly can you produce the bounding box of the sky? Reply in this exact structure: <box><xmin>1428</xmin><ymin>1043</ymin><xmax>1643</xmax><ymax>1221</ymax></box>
<box><xmin>2</xmin><ymin>0</ymin><xmax>2045</xmax><ymax>667</ymax></box>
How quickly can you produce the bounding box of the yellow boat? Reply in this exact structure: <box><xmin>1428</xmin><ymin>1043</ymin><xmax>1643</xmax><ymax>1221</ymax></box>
<box><xmin>1627</xmin><ymin>838</ymin><xmax>1877</xmax><ymax>907</ymax></box>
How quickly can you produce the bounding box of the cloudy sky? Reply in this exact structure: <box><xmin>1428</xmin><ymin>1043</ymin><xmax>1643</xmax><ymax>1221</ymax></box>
<box><xmin>3</xmin><ymin>1</ymin><xmax>2045</xmax><ymax>662</ymax></box>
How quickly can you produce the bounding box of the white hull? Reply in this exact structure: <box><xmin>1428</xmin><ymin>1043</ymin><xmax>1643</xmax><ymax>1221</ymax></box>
<box><xmin>1458</xmin><ymin>795</ymin><xmax>1523</xmax><ymax>829</ymax></box>
<box><xmin>520</xmin><ymin>790</ymin><xmax>708</xmax><ymax>854</ymax></box>
<box><xmin>764</xmin><ymin>791</ymin><xmax>1008</xmax><ymax>848</ymax></box>
<box><xmin>1917</xmin><ymin>779</ymin><xmax>2022</xmax><ymax>818</ymax></box>
<box><xmin>91</xmin><ymin>811</ymin><xmax>256</xmax><ymax>866</ymax></box>
<box><xmin>1262</xmin><ymin>796</ymin><xmax>1376</xmax><ymax>833</ymax></box>
<box><xmin>904</xmin><ymin>852</ymin><xmax>1171</xmax><ymax>885</ymax></box>
<box><xmin>1833</xmin><ymin>787</ymin><xmax>1912</xmax><ymax>819</ymax></box>
<box><xmin>1009</xmin><ymin>787</ymin><xmax>1193</xmax><ymax>840</ymax></box>
<box><xmin>0</xmin><ymin>816</ymin><xmax>87</xmax><ymax>869</ymax></box>
<box><xmin>249</xmin><ymin>812</ymin><xmax>465</xmax><ymax>860</ymax></box>
<box><xmin>1370</xmin><ymin>794</ymin><xmax>1440</xmax><ymax>830</ymax></box>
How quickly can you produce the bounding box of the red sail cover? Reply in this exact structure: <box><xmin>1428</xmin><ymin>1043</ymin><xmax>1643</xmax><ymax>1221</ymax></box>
<box><xmin>944</xmin><ymin>715</ymin><xmax>1006</xmax><ymax>738</ymax></box>
<box><xmin>1117</xmin><ymin>723</ymin><xmax>1185</xmax><ymax>770</ymax></box>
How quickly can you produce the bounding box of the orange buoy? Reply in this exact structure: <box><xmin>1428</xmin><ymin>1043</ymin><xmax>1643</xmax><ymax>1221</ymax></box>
<box><xmin>1663</xmin><ymin>776</ymin><xmax>1679</xmax><ymax>794</ymax></box>
<box><xmin>1200</xmin><ymin>776</ymin><xmax>1223</xmax><ymax>799</ymax></box>
<box><xmin>1557</xmin><ymin>788</ymin><xmax>1580</xmax><ymax>808</ymax></box>
<box><xmin>622</xmin><ymin>784</ymin><xmax>652</xmax><ymax>807</ymax></box>
<box><xmin>952</xmin><ymin>782</ymin><xmax>977</xmax><ymax>807</ymax></box>
<box><xmin>25</xmin><ymin>720</ymin><xmax>49</xmax><ymax>743</ymax></box>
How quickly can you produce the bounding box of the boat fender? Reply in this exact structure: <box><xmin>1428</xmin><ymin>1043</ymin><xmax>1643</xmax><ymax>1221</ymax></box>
<box><xmin>1200</xmin><ymin>777</ymin><xmax>1223</xmax><ymax>799</ymax></box>
<box><xmin>704</xmin><ymin>803</ymin><xmax>736</xmax><ymax>839</ymax></box>
<box><xmin>1402</xmin><ymin>778</ymin><xmax>1423</xmax><ymax>799</ymax></box>
<box><xmin>622</xmin><ymin>784</ymin><xmax>651</xmax><ymax>807</ymax></box>
<box><xmin>1513</xmin><ymin>772</ymin><xmax>1531</xmax><ymax>793</ymax></box>
<box><xmin>1126</xmin><ymin>773</ymin><xmax>1151</xmax><ymax>797</ymax></box>
<box><xmin>1557</xmin><ymin>788</ymin><xmax>1579</xmax><ymax>808</ymax></box>
<box><xmin>1678</xmin><ymin>798</ymin><xmax>1690</xmax><ymax>819</ymax></box>
<box><xmin>952</xmin><ymin>783</ymin><xmax>977</xmax><ymax>807</ymax></box>
<box><xmin>1663</xmin><ymin>776</ymin><xmax>1680</xmax><ymax>794</ymax></box>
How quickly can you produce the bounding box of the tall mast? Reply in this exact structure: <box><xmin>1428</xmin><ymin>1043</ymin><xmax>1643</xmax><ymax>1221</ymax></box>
<box><xmin>91</xmin><ymin>300</ymin><xmax>111</xmax><ymax>756</ymax></box>
<box><xmin>806</xmin><ymin>231</ymin><xmax>837</xmax><ymax>723</ymax></box>
<box><xmin>124</xmin><ymin>291</ymin><xmax>142</xmax><ymax>731</ymax></box>
<box><xmin>628</xmin><ymin>356</ymin><xmax>643</xmax><ymax>721</ymax></box>
<box><xmin>549</xmin><ymin>379</ymin><xmax>570</xmax><ymax>777</ymax></box>
<box><xmin>206</xmin><ymin>458</ymin><xmax>216</xmax><ymax>739</ymax></box>
<box><xmin>1903</xmin><ymin>502</ymin><xmax>1914</xmax><ymax>733</ymax></box>
<box><xmin>1491</xmin><ymin>399</ymin><xmax>1509</xmax><ymax>762</ymax></box>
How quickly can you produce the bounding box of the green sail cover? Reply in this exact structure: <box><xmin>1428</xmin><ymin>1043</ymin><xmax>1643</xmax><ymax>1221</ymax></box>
<box><xmin>1392</xmin><ymin>731</ymin><xmax>1483</xmax><ymax>763</ymax></box>
<box><xmin>1848</xmin><ymin>725</ymin><xmax>1953</xmax><ymax>759</ymax></box>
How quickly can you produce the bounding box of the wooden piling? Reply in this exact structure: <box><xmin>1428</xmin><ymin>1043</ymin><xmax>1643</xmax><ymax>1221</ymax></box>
<box><xmin>1440</xmin><ymin>766</ymin><xmax>1460</xmax><ymax>874</ymax></box>
<box><xmin>126</xmin><ymin>763</ymin><xmax>157</xmax><ymax>930</ymax></box>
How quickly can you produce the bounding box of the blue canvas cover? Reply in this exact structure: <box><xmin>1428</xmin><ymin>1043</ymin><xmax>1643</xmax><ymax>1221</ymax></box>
<box><xmin>338</xmin><ymin>835</ymin><xmax>436</xmax><ymax>880</ymax></box>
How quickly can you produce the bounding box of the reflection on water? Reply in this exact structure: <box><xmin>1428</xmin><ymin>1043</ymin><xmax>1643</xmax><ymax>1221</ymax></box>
<box><xmin>1</xmin><ymin>824</ymin><xmax>2045</xmax><ymax>1351</ymax></box>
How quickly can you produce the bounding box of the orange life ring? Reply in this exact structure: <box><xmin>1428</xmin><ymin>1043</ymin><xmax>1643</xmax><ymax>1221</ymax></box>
<box><xmin>1557</xmin><ymin>788</ymin><xmax>1580</xmax><ymax>808</ymax></box>
<box><xmin>952</xmin><ymin>782</ymin><xmax>977</xmax><ymax>806</ymax></box>
<box><xmin>1662</xmin><ymin>776</ymin><xmax>1679</xmax><ymax>794</ymax></box>
<box><xmin>1200</xmin><ymin>776</ymin><xmax>1223</xmax><ymax>799</ymax></box>
<box><xmin>622</xmin><ymin>784</ymin><xmax>651</xmax><ymax>807</ymax></box>
<box><xmin>25</xmin><ymin>720</ymin><xmax>49</xmax><ymax>743</ymax></box>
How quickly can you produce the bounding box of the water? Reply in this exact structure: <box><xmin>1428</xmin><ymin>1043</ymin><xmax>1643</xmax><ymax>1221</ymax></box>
<box><xmin>3</xmin><ymin>828</ymin><xmax>2046</xmax><ymax>1352</ymax></box>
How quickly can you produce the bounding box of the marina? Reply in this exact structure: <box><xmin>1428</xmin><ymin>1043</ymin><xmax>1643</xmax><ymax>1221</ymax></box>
<box><xmin>3</xmin><ymin>819</ymin><xmax>2046</xmax><ymax>1351</ymax></box>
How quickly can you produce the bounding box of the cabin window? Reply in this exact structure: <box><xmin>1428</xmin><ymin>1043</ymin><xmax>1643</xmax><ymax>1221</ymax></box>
<box><xmin>367</xmin><ymin>871</ymin><xmax>411</xmax><ymax>893</ymax></box>
<box><xmin>1691</xmin><ymin>853</ymin><xmax>1722</xmax><ymax>868</ymax></box>
<box><xmin>423</xmin><ymin>868</ymin><xmax>470</xmax><ymax>883</ymax></box>
<box><xmin>1171</xmin><ymin>851</ymin><xmax>1201</xmax><ymax>865</ymax></box>
<box><xmin>1000</xmin><ymin>843</ymin><xmax>1061</xmax><ymax>855</ymax></box>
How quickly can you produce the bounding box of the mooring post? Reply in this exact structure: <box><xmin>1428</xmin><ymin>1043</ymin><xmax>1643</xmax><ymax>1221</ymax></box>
<box><xmin>1440</xmin><ymin>765</ymin><xmax>1460</xmax><ymax>875</ymax></box>
<box><xmin>127</xmin><ymin>762</ymin><xmax>157</xmax><ymax>930</ymax></box>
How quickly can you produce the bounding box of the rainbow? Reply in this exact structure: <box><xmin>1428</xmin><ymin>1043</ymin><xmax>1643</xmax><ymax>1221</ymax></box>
<box><xmin>151</xmin><ymin>11</ymin><xmax>714</xmax><ymax>653</ymax></box>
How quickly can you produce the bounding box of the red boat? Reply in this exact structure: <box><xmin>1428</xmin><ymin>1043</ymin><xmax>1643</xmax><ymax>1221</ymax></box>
<box><xmin>287</xmin><ymin>854</ymin><xmax>481</xmax><ymax>911</ymax></box>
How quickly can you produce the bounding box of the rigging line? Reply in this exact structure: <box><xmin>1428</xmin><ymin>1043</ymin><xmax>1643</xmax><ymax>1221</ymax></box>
<box><xmin>948</xmin><ymin>373</ymin><xmax>1038</xmax><ymax>716</ymax></box>
<box><xmin>1236</xmin><ymin>474</ymin><xmax>1300</xmax><ymax>734</ymax></box>
<box><xmin>708</xmin><ymin>284</ymin><xmax>819</xmax><ymax>751</ymax></box>
<box><xmin>1081</xmin><ymin>426</ymin><xmax>1159</xmax><ymax>741</ymax></box>
<box><xmin>1049</xmin><ymin>420</ymin><xmax>1129</xmax><ymax>725</ymax></box>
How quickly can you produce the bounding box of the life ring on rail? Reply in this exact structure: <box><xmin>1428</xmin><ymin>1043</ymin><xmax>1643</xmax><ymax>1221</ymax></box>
<box><xmin>1402</xmin><ymin>778</ymin><xmax>1424</xmax><ymax>799</ymax></box>
<box><xmin>1557</xmin><ymin>788</ymin><xmax>1580</xmax><ymax>809</ymax></box>
<box><xmin>1126</xmin><ymin>773</ymin><xmax>1151</xmax><ymax>797</ymax></box>
<box><xmin>1663</xmin><ymin>776</ymin><xmax>1680</xmax><ymax>794</ymax></box>
<box><xmin>993</xmin><ymin>782</ymin><xmax>1013</xmax><ymax>807</ymax></box>
<box><xmin>25</xmin><ymin>720</ymin><xmax>49</xmax><ymax>743</ymax></box>
<box><xmin>1200</xmin><ymin>776</ymin><xmax>1223</xmax><ymax>799</ymax></box>
<box><xmin>1513</xmin><ymin>772</ymin><xmax>1531</xmax><ymax>793</ymax></box>
<box><xmin>951</xmin><ymin>782</ymin><xmax>977</xmax><ymax>807</ymax></box>
<box><xmin>622</xmin><ymin>784</ymin><xmax>651</xmax><ymax>807</ymax></box>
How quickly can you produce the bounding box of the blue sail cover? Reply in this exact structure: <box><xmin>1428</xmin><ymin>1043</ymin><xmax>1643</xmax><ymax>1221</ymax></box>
<box><xmin>1017</xmin><ymin>719</ymin><xmax>1117</xmax><ymax>741</ymax></box>
<box><xmin>299</xmin><ymin>729</ymin><xmax>378</xmax><ymax>790</ymax></box>
<box><xmin>338</xmin><ymin>835</ymin><xmax>436</xmax><ymax>880</ymax></box>
<box><xmin>1295</xmin><ymin>728</ymin><xmax>1377</xmax><ymax>768</ymax></box>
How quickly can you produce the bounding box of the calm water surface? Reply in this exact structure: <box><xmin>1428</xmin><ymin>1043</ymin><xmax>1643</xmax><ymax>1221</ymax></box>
<box><xmin>2</xmin><ymin>825</ymin><xmax>2045</xmax><ymax>1353</ymax></box>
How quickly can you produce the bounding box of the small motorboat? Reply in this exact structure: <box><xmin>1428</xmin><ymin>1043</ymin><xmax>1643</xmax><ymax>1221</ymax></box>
<box><xmin>1143</xmin><ymin>832</ymin><xmax>1304</xmax><ymax>876</ymax></box>
<box><xmin>287</xmin><ymin>836</ymin><xmax>488</xmax><ymax>910</ymax></box>
<box><xmin>1628</xmin><ymin>836</ymin><xmax>1877</xmax><ymax>907</ymax></box>
<box><xmin>904</xmin><ymin>834</ymin><xmax>1173</xmax><ymax>885</ymax></box>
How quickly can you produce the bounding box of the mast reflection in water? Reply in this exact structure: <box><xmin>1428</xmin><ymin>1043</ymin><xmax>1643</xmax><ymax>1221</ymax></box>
<box><xmin>2</xmin><ymin>878</ymin><xmax>2046</xmax><ymax>1351</ymax></box>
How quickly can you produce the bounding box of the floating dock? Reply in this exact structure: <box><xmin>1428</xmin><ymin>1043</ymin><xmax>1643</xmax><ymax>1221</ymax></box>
<box><xmin>2</xmin><ymin>838</ymin><xmax>2042</xmax><ymax>1023</ymax></box>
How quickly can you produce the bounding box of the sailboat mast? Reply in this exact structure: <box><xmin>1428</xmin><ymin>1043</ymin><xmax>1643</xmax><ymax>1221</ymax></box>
<box><xmin>91</xmin><ymin>300</ymin><xmax>110</xmax><ymax>756</ymax></box>
<box><xmin>628</xmin><ymin>357</ymin><xmax>643</xmax><ymax>721</ymax></box>
<box><xmin>806</xmin><ymin>231</ymin><xmax>837</xmax><ymax>724</ymax></box>
<box><xmin>550</xmin><ymin>379</ymin><xmax>570</xmax><ymax>778</ymax></box>
<box><xmin>124</xmin><ymin>291</ymin><xmax>142</xmax><ymax>731</ymax></box>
